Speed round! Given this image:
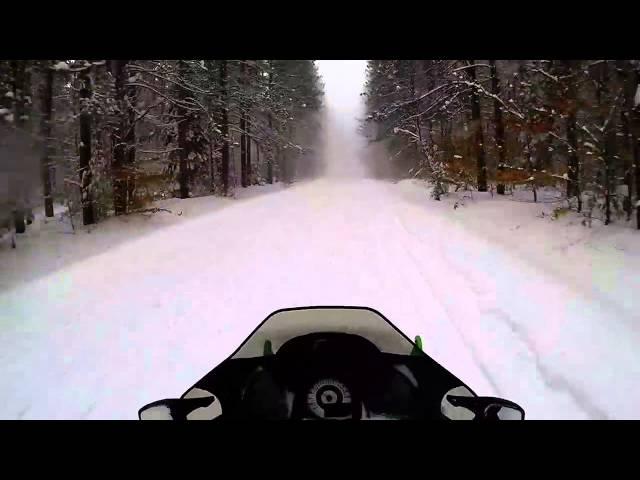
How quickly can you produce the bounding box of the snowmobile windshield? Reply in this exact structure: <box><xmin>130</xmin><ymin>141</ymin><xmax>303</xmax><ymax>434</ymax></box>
<box><xmin>174</xmin><ymin>306</ymin><xmax>484</xmax><ymax>420</ymax></box>
<box><xmin>230</xmin><ymin>307</ymin><xmax>416</xmax><ymax>359</ymax></box>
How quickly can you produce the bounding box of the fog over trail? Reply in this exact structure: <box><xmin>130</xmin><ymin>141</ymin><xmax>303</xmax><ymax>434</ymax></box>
<box><xmin>316</xmin><ymin>60</ymin><xmax>369</xmax><ymax>179</ymax></box>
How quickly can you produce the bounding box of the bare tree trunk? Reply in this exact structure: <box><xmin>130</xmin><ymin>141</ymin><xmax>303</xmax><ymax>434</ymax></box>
<box><xmin>267</xmin><ymin>65</ymin><xmax>274</xmax><ymax>185</ymax></box>
<box><xmin>176</xmin><ymin>60</ymin><xmax>189</xmax><ymax>199</ymax></box>
<box><xmin>525</xmin><ymin>133</ymin><xmax>537</xmax><ymax>203</ymax></box>
<box><xmin>604</xmin><ymin>126</ymin><xmax>617</xmax><ymax>225</ymax></box>
<box><xmin>563</xmin><ymin>61</ymin><xmax>581</xmax><ymax>212</ymax></box>
<box><xmin>219</xmin><ymin>60</ymin><xmax>230</xmax><ymax>195</ymax></box>
<box><xmin>256</xmin><ymin>142</ymin><xmax>260</xmax><ymax>184</ymax></box>
<box><xmin>267</xmin><ymin>141</ymin><xmax>274</xmax><ymax>184</ymax></box>
<box><xmin>287</xmin><ymin>123</ymin><xmax>296</xmax><ymax>182</ymax></box>
<box><xmin>536</xmin><ymin>60</ymin><xmax>554</xmax><ymax>177</ymax></box>
<box><xmin>467</xmin><ymin>60</ymin><xmax>487</xmax><ymax>192</ymax></box>
<box><xmin>209</xmin><ymin>139</ymin><xmax>215</xmax><ymax>193</ymax></box>
<box><xmin>409</xmin><ymin>61</ymin><xmax>422</xmax><ymax>155</ymax></box>
<box><xmin>281</xmin><ymin>148</ymin><xmax>287</xmax><ymax>183</ymax></box>
<box><xmin>597</xmin><ymin>61</ymin><xmax>613</xmax><ymax>225</ymax></box>
<box><xmin>635</xmin><ymin>135</ymin><xmax>640</xmax><ymax>230</ymax></box>
<box><xmin>177</xmin><ymin>118</ymin><xmax>189</xmax><ymax>199</ymax></box>
<box><xmin>110</xmin><ymin>60</ymin><xmax>137</xmax><ymax>214</ymax></box>
<box><xmin>239</xmin><ymin>113</ymin><xmax>247</xmax><ymax>187</ymax></box>
<box><xmin>246</xmin><ymin>62</ymin><xmax>255</xmax><ymax>185</ymax></box>
<box><xmin>616</xmin><ymin>60</ymin><xmax>635</xmax><ymax>221</ymax></box>
<box><xmin>38</xmin><ymin>61</ymin><xmax>54</xmax><ymax>217</ymax></box>
<box><xmin>247</xmin><ymin>118</ymin><xmax>252</xmax><ymax>184</ymax></box>
<box><xmin>78</xmin><ymin>66</ymin><xmax>95</xmax><ymax>225</ymax></box>
<box><xmin>632</xmin><ymin>66</ymin><xmax>640</xmax><ymax>229</ymax></box>
<box><xmin>239</xmin><ymin>61</ymin><xmax>248</xmax><ymax>188</ymax></box>
<box><xmin>620</xmin><ymin>111</ymin><xmax>633</xmax><ymax>222</ymax></box>
<box><xmin>635</xmin><ymin>137</ymin><xmax>640</xmax><ymax>230</ymax></box>
<box><xmin>489</xmin><ymin>60</ymin><xmax>507</xmax><ymax>195</ymax></box>
<box><xmin>111</xmin><ymin>125</ymin><xmax>126</xmax><ymax>213</ymax></box>
<box><xmin>125</xmin><ymin>71</ymin><xmax>137</xmax><ymax>208</ymax></box>
<box><xmin>445</xmin><ymin>120</ymin><xmax>453</xmax><ymax>157</ymax></box>
<box><xmin>423</xmin><ymin>60</ymin><xmax>435</xmax><ymax>145</ymax></box>
<box><xmin>566</xmin><ymin>111</ymin><xmax>581</xmax><ymax>211</ymax></box>
<box><xmin>267</xmin><ymin>158</ymin><xmax>274</xmax><ymax>184</ymax></box>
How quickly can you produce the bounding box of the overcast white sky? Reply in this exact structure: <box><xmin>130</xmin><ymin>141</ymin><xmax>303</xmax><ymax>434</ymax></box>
<box><xmin>316</xmin><ymin>60</ymin><xmax>367</xmax><ymax>115</ymax></box>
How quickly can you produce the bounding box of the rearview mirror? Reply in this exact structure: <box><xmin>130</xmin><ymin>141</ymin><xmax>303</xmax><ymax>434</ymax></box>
<box><xmin>441</xmin><ymin>386</ymin><xmax>476</xmax><ymax>420</ymax></box>
<box><xmin>446</xmin><ymin>395</ymin><xmax>525</xmax><ymax>420</ymax></box>
<box><xmin>139</xmin><ymin>399</ymin><xmax>179</xmax><ymax>420</ymax></box>
<box><xmin>139</xmin><ymin>394</ymin><xmax>222</xmax><ymax>420</ymax></box>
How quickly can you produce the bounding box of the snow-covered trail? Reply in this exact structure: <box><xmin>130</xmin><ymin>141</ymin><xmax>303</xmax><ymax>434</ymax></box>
<box><xmin>1</xmin><ymin>178</ymin><xmax>638</xmax><ymax>419</ymax></box>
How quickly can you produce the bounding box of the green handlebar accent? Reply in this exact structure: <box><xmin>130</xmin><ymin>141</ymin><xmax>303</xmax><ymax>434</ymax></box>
<box><xmin>411</xmin><ymin>335</ymin><xmax>423</xmax><ymax>356</ymax></box>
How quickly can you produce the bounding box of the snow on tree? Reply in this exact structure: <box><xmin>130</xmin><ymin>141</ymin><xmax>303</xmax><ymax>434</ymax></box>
<box><xmin>0</xmin><ymin>59</ymin><xmax>324</xmax><ymax>228</ymax></box>
<box><xmin>363</xmin><ymin>59</ymin><xmax>640</xmax><ymax>228</ymax></box>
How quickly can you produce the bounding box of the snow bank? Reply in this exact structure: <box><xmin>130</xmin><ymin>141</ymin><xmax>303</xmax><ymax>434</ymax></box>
<box><xmin>0</xmin><ymin>183</ymin><xmax>284</xmax><ymax>290</ymax></box>
<box><xmin>392</xmin><ymin>179</ymin><xmax>640</xmax><ymax>418</ymax></box>
<box><xmin>394</xmin><ymin>180</ymin><xmax>640</xmax><ymax>314</ymax></box>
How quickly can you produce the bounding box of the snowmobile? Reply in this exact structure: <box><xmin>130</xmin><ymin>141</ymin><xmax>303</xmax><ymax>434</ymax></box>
<box><xmin>139</xmin><ymin>306</ymin><xmax>525</xmax><ymax>420</ymax></box>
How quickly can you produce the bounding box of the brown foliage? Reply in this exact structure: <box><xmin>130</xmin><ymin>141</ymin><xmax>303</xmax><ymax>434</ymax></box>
<box><xmin>111</xmin><ymin>168</ymin><xmax>169</xmax><ymax>211</ymax></box>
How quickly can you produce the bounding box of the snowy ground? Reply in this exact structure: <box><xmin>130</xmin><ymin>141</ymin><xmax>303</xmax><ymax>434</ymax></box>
<box><xmin>1</xmin><ymin>178</ymin><xmax>638</xmax><ymax>419</ymax></box>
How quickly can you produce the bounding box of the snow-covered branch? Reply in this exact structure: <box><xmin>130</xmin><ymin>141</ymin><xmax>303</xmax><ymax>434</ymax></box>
<box><xmin>581</xmin><ymin>125</ymin><xmax>600</xmax><ymax>144</ymax></box>
<box><xmin>452</xmin><ymin>63</ymin><xmax>491</xmax><ymax>73</ymax></box>
<box><xmin>127</xmin><ymin>83</ymin><xmax>202</xmax><ymax>112</ymax></box>
<box><xmin>529</xmin><ymin>68</ymin><xmax>559</xmax><ymax>83</ymax></box>
<box><xmin>138</xmin><ymin>148</ymin><xmax>182</xmax><ymax>155</ymax></box>
<box><xmin>393</xmin><ymin>127</ymin><xmax>420</xmax><ymax>140</ymax></box>
<box><xmin>453</xmin><ymin>80</ymin><xmax>525</xmax><ymax>120</ymax></box>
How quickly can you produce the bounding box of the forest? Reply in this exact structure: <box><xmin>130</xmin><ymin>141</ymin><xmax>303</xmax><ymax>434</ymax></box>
<box><xmin>363</xmin><ymin>60</ymin><xmax>640</xmax><ymax>228</ymax></box>
<box><xmin>5</xmin><ymin>59</ymin><xmax>640</xmax><ymax>232</ymax></box>
<box><xmin>0</xmin><ymin>60</ymin><xmax>323</xmax><ymax>229</ymax></box>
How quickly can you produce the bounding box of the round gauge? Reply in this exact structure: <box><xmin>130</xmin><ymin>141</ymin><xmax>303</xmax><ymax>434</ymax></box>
<box><xmin>306</xmin><ymin>378</ymin><xmax>352</xmax><ymax>419</ymax></box>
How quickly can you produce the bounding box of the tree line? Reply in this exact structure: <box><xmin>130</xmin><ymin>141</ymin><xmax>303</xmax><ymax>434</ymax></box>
<box><xmin>0</xmin><ymin>60</ymin><xmax>323</xmax><ymax>226</ymax></box>
<box><xmin>364</xmin><ymin>60</ymin><xmax>640</xmax><ymax>228</ymax></box>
